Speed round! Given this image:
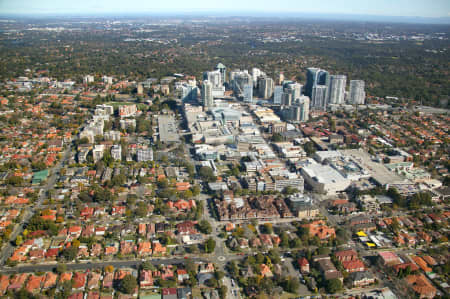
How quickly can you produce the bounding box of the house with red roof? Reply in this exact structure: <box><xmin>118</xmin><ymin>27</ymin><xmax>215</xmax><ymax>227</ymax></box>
<box><xmin>26</xmin><ymin>274</ymin><xmax>44</xmax><ymax>293</ymax></box>
<box><xmin>342</xmin><ymin>260</ymin><xmax>365</xmax><ymax>273</ymax></box>
<box><xmin>176</xmin><ymin>221</ymin><xmax>198</xmax><ymax>235</ymax></box>
<box><xmin>86</xmin><ymin>271</ymin><xmax>101</xmax><ymax>290</ymax></box>
<box><xmin>42</xmin><ymin>272</ymin><xmax>58</xmax><ymax>289</ymax></box>
<box><xmin>0</xmin><ymin>275</ymin><xmax>9</xmax><ymax>295</ymax></box>
<box><xmin>177</xmin><ymin>269</ymin><xmax>189</xmax><ymax>282</ymax></box>
<box><xmin>334</xmin><ymin>249</ymin><xmax>358</xmax><ymax>263</ymax></box>
<box><xmin>406</xmin><ymin>274</ymin><xmax>436</xmax><ymax>298</ymax></box>
<box><xmin>72</xmin><ymin>272</ymin><xmax>87</xmax><ymax>290</ymax></box>
<box><xmin>68</xmin><ymin>226</ymin><xmax>82</xmax><ymax>238</ymax></box>
<box><xmin>260</xmin><ymin>264</ymin><xmax>273</xmax><ymax>278</ymax></box>
<box><xmin>68</xmin><ymin>292</ymin><xmax>83</xmax><ymax>299</ymax></box>
<box><xmin>111</xmin><ymin>206</ymin><xmax>126</xmax><ymax>216</ymax></box>
<box><xmin>140</xmin><ymin>270</ymin><xmax>154</xmax><ymax>288</ymax></box>
<box><xmin>137</xmin><ymin>241</ymin><xmax>152</xmax><ymax>256</ymax></box>
<box><xmin>59</xmin><ymin>272</ymin><xmax>73</xmax><ymax>283</ymax></box>
<box><xmin>102</xmin><ymin>272</ymin><xmax>114</xmax><ymax>288</ymax></box>
<box><xmin>8</xmin><ymin>273</ymin><xmax>29</xmax><ymax>291</ymax></box>
<box><xmin>152</xmin><ymin>241</ymin><xmax>166</xmax><ymax>255</ymax></box>
<box><xmin>45</xmin><ymin>248</ymin><xmax>59</xmax><ymax>259</ymax></box>
<box><xmin>297</xmin><ymin>258</ymin><xmax>310</xmax><ymax>274</ymax></box>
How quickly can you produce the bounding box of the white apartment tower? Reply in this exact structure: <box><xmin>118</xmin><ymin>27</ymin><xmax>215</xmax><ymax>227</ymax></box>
<box><xmin>202</xmin><ymin>80</ymin><xmax>214</xmax><ymax>110</ymax></box>
<box><xmin>328</xmin><ymin>75</ymin><xmax>347</xmax><ymax>104</ymax></box>
<box><xmin>349</xmin><ymin>80</ymin><xmax>366</xmax><ymax>105</ymax></box>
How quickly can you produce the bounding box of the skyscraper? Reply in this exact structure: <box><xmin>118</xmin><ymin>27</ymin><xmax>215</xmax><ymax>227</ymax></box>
<box><xmin>252</xmin><ymin>68</ymin><xmax>264</xmax><ymax>86</ymax></box>
<box><xmin>282</xmin><ymin>92</ymin><xmax>292</xmax><ymax>106</ymax></box>
<box><xmin>278</xmin><ymin>72</ymin><xmax>285</xmax><ymax>85</ymax></box>
<box><xmin>286</xmin><ymin>82</ymin><xmax>302</xmax><ymax>100</ymax></box>
<box><xmin>273</xmin><ymin>86</ymin><xmax>283</xmax><ymax>105</ymax></box>
<box><xmin>349</xmin><ymin>80</ymin><xmax>365</xmax><ymax>105</ymax></box>
<box><xmin>297</xmin><ymin>96</ymin><xmax>310</xmax><ymax>122</ymax></box>
<box><xmin>283</xmin><ymin>96</ymin><xmax>310</xmax><ymax>122</ymax></box>
<box><xmin>230</xmin><ymin>70</ymin><xmax>252</xmax><ymax>97</ymax></box>
<box><xmin>215</xmin><ymin>63</ymin><xmax>227</xmax><ymax>84</ymax></box>
<box><xmin>258</xmin><ymin>76</ymin><xmax>274</xmax><ymax>99</ymax></box>
<box><xmin>328</xmin><ymin>75</ymin><xmax>347</xmax><ymax>105</ymax></box>
<box><xmin>243</xmin><ymin>83</ymin><xmax>253</xmax><ymax>103</ymax></box>
<box><xmin>311</xmin><ymin>85</ymin><xmax>328</xmax><ymax>110</ymax></box>
<box><xmin>305</xmin><ymin>67</ymin><xmax>329</xmax><ymax>97</ymax></box>
<box><xmin>202</xmin><ymin>81</ymin><xmax>213</xmax><ymax>110</ymax></box>
<box><xmin>203</xmin><ymin>70</ymin><xmax>224</xmax><ymax>98</ymax></box>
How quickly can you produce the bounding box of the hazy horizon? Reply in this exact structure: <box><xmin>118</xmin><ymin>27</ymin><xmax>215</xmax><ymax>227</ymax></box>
<box><xmin>1</xmin><ymin>0</ymin><xmax>449</xmax><ymax>21</ymax></box>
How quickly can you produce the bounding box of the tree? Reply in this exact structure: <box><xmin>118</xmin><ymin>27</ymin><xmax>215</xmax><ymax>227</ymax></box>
<box><xmin>72</xmin><ymin>239</ymin><xmax>81</xmax><ymax>248</ymax></box>
<box><xmin>271</xmin><ymin>133</ymin><xmax>283</xmax><ymax>142</ymax></box>
<box><xmin>219</xmin><ymin>285</ymin><xmax>228</xmax><ymax>298</ymax></box>
<box><xmin>198</xmin><ymin>220</ymin><xmax>212</xmax><ymax>234</ymax></box>
<box><xmin>325</xmin><ymin>278</ymin><xmax>342</xmax><ymax>294</ymax></box>
<box><xmin>6</xmin><ymin>176</ymin><xmax>23</xmax><ymax>186</ymax></box>
<box><xmin>198</xmin><ymin>166</ymin><xmax>216</xmax><ymax>182</ymax></box>
<box><xmin>205</xmin><ymin>238</ymin><xmax>216</xmax><ymax>253</ymax></box>
<box><xmin>15</xmin><ymin>235</ymin><xmax>23</xmax><ymax>246</ymax></box>
<box><xmin>56</xmin><ymin>264</ymin><xmax>67</xmax><ymax>274</ymax></box>
<box><xmin>303</xmin><ymin>142</ymin><xmax>316</xmax><ymax>156</ymax></box>
<box><xmin>61</xmin><ymin>280</ymin><xmax>73</xmax><ymax>298</ymax></box>
<box><xmin>262</xmin><ymin>223</ymin><xmax>273</xmax><ymax>234</ymax></box>
<box><xmin>283</xmin><ymin>277</ymin><xmax>300</xmax><ymax>293</ymax></box>
<box><xmin>62</xmin><ymin>246</ymin><xmax>77</xmax><ymax>261</ymax></box>
<box><xmin>191</xmin><ymin>185</ymin><xmax>201</xmax><ymax>196</ymax></box>
<box><xmin>141</xmin><ymin>261</ymin><xmax>155</xmax><ymax>271</ymax></box>
<box><xmin>120</xmin><ymin>274</ymin><xmax>137</xmax><ymax>294</ymax></box>
<box><xmin>105</xmin><ymin>265</ymin><xmax>114</xmax><ymax>273</ymax></box>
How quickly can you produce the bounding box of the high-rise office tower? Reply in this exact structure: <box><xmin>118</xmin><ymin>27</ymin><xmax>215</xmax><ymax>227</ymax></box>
<box><xmin>215</xmin><ymin>63</ymin><xmax>227</xmax><ymax>84</ymax></box>
<box><xmin>328</xmin><ymin>75</ymin><xmax>347</xmax><ymax>105</ymax></box>
<box><xmin>243</xmin><ymin>83</ymin><xmax>253</xmax><ymax>103</ymax></box>
<box><xmin>203</xmin><ymin>70</ymin><xmax>224</xmax><ymax>98</ymax></box>
<box><xmin>296</xmin><ymin>96</ymin><xmax>310</xmax><ymax>122</ymax></box>
<box><xmin>258</xmin><ymin>76</ymin><xmax>274</xmax><ymax>99</ymax></box>
<box><xmin>252</xmin><ymin>68</ymin><xmax>264</xmax><ymax>86</ymax></box>
<box><xmin>282</xmin><ymin>92</ymin><xmax>292</xmax><ymax>106</ymax></box>
<box><xmin>305</xmin><ymin>68</ymin><xmax>329</xmax><ymax>97</ymax></box>
<box><xmin>137</xmin><ymin>83</ymin><xmax>144</xmax><ymax>95</ymax></box>
<box><xmin>278</xmin><ymin>72</ymin><xmax>285</xmax><ymax>85</ymax></box>
<box><xmin>230</xmin><ymin>70</ymin><xmax>252</xmax><ymax>97</ymax></box>
<box><xmin>349</xmin><ymin>80</ymin><xmax>365</xmax><ymax>105</ymax></box>
<box><xmin>286</xmin><ymin>83</ymin><xmax>302</xmax><ymax>100</ymax></box>
<box><xmin>311</xmin><ymin>85</ymin><xmax>328</xmax><ymax>110</ymax></box>
<box><xmin>284</xmin><ymin>96</ymin><xmax>310</xmax><ymax>122</ymax></box>
<box><xmin>273</xmin><ymin>86</ymin><xmax>283</xmax><ymax>105</ymax></box>
<box><xmin>202</xmin><ymin>80</ymin><xmax>213</xmax><ymax>110</ymax></box>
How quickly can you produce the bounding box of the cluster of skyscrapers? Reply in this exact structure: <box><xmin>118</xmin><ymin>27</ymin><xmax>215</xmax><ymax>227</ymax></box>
<box><xmin>199</xmin><ymin>63</ymin><xmax>365</xmax><ymax>121</ymax></box>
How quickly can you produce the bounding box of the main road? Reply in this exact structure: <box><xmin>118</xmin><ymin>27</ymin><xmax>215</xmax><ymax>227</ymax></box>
<box><xmin>0</xmin><ymin>257</ymin><xmax>208</xmax><ymax>275</ymax></box>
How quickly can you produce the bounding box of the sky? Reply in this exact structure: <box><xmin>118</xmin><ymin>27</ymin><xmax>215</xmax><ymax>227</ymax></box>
<box><xmin>0</xmin><ymin>0</ymin><xmax>449</xmax><ymax>18</ymax></box>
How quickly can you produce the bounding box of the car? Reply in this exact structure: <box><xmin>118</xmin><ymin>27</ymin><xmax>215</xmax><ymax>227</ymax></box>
<box><xmin>231</xmin><ymin>279</ymin><xmax>235</xmax><ymax>287</ymax></box>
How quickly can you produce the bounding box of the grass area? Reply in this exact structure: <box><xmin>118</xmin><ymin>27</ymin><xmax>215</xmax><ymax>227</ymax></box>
<box><xmin>105</xmin><ymin>101</ymin><xmax>136</xmax><ymax>107</ymax></box>
<box><xmin>280</xmin><ymin>292</ymin><xmax>298</xmax><ymax>299</ymax></box>
<box><xmin>192</xmin><ymin>287</ymin><xmax>202</xmax><ymax>298</ymax></box>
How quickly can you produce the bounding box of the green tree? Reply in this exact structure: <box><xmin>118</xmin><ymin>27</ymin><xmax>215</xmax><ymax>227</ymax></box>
<box><xmin>120</xmin><ymin>275</ymin><xmax>137</xmax><ymax>294</ymax></box>
<box><xmin>271</xmin><ymin>133</ymin><xmax>283</xmax><ymax>142</ymax></box>
<box><xmin>325</xmin><ymin>278</ymin><xmax>342</xmax><ymax>294</ymax></box>
<box><xmin>205</xmin><ymin>238</ymin><xmax>216</xmax><ymax>253</ymax></box>
<box><xmin>283</xmin><ymin>276</ymin><xmax>300</xmax><ymax>293</ymax></box>
<box><xmin>198</xmin><ymin>166</ymin><xmax>216</xmax><ymax>182</ymax></box>
<box><xmin>56</xmin><ymin>264</ymin><xmax>67</xmax><ymax>274</ymax></box>
<box><xmin>198</xmin><ymin>220</ymin><xmax>212</xmax><ymax>234</ymax></box>
<box><xmin>303</xmin><ymin>142</ymin><xmax>316</xmax><ymax>156</ymax></box>
<box><xmin>62</xmin><ymin>246</ymin><xmax>77</xmax><ymax>261</ymax></box>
